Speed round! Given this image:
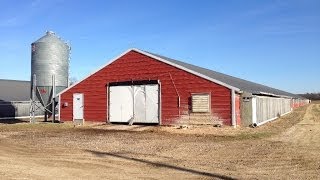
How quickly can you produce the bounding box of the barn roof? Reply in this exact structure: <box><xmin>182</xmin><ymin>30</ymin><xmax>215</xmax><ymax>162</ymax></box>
<box><xmin>58</xmin><ymin>48</ymin><xmax>302</xmax><ymax>99</ymax></box>
<box><xmin>0</xmin><ymin>79</ymin><xmax>30</xmax><ymax>102</ymax></box>
<box><xmin>142</xmin><ymin>50</ymin><xmax>301</xmax><ymax>98</ymax></box>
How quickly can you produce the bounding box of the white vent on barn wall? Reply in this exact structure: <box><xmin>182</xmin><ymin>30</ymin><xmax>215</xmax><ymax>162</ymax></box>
<box><xmin>191</xmin><ymin>93</ymin><xmax>210</xmax><ymax>113</ymax></box>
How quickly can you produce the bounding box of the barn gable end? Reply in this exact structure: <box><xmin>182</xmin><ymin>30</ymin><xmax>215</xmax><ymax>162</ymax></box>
<box><xmin>59</xmin><ymin>50</ymin><xmax>232</xmax><ymax>125</ymax></box>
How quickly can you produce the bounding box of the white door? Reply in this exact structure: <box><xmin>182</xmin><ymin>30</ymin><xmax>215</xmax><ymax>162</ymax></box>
<box><xmin>109</xmin><ymin>84</ymin><xmax>159</xmax><ymax>124</ymax></box>
<box><xmin>134</xmin><ymin>86</ymin><xmax>147</xmax><ymax>122</ymax></box>
<box><xmin>73</xmin><ymin>93</ymin><xmax>84</xmax><ymax>120</ymax></box>
<box><xmin>144</xmin><ymin>84</ymin><xmax>159</xmax><ymax>123</ymax></box>
<box><xmin>133</xmin><ymin>84</ymin><xmax>159</xmax><ymax>123</ymax></box>
<box><xmin>109</xmin><ymin>86</ymin><xmax>133</xmax><ymax>123</ymax></box>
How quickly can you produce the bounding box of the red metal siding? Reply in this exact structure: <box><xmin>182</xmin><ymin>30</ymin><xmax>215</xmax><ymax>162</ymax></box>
<box><xmin>292</xmin><ymin>99</ymin><xmax>306</xmax><ymax>109</ymax></box>
<box><xmin>60</xmin><ymin>51</ymin><xmax>232</xmax><ymax>125</ymax></box>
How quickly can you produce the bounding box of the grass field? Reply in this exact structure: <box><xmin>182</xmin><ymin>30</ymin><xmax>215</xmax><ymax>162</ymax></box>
<box><xmin>0</xmin><ymin>102</ymin><xmax>319</xmax><ymax>179</ymax></box>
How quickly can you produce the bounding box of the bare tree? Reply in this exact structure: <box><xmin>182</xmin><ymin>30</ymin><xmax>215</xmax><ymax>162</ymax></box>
<box><xmin>69</xmin><ymin>77</ymin><xmax>78</xmax><ymax>86</ymax></box>
<box><xmin>299</xmin><ymin>93</ymin><xmax>320</xmax><ymax>100</ymax></box>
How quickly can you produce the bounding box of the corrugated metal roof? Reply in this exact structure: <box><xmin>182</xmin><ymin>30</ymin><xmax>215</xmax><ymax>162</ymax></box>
<box><xmin>0</xmin><ymin>79</ymin><xmax>30</xmax><ymax>102</ymax></box>
<box><xmin>144</xmin><ymin>51</ymin><xmax>302</xmax><ymax>98</ymax></box>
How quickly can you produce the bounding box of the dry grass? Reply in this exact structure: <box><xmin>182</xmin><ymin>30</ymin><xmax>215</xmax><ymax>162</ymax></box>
<box><xmin>0</xmin><ymin>102</ymin><xmax>319</xmax><ymax>179</ymax></box>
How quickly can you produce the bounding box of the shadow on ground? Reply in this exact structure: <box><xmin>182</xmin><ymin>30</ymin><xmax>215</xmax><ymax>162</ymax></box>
<box><xmin>86</xmin><ymin>149</ymin><xmax>235</xmax><ymax>180</ymax></box>
<box><xmin>0</xmin><ymin>118</ymin><xmax>28</xmax><ymax>124</ymax></box>
<box><xmin>39</xmin><ymin>120</ymin><xmax>63</xmax><ymax>123</ymax></box>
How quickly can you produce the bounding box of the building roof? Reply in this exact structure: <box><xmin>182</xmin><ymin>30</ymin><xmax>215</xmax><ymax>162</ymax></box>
<box><xmin>0</xmin><ymin>79</ymin><xmax>30</xmax><ymax>102</ymax></box>
<box><xmin>58</xmin><ymin>48</ymin><xmax>303</xmax><ymax>99</ymax></box>
<box><xmin>144</xmin><ymin>50</ymin><xmax>301</xmax><ymax>98</ymax></box>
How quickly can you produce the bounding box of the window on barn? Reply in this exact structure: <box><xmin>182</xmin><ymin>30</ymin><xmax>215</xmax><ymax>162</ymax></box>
<box><xmin>191</xmin><ymin>93</ymin><xmax>210</xmax><ymax>113</ymax></box>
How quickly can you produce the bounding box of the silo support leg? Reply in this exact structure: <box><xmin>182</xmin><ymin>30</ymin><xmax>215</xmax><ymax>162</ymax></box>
<box><xmin>52</xmin><ymin>99</ymin><xmax>55</xmax><ymax>123</ymax></box>
<box><xmin>52</xmin><ymin>75</ymin><xmax>56</xmax><ymax>123</ymax></box>
<box><xmin>44</xmin><ymin>111</ymin><xmax>48</xmax><ymax>122</ymax></box>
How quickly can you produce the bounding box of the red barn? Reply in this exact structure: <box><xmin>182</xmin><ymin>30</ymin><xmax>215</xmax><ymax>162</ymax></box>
<box><xmin>58</xmin><ymin>48</ymin><xmax>308</xmax><ymax>126</ymax></box>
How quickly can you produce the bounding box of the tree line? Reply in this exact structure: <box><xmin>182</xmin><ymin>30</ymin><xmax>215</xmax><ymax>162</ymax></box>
<box><xmin>298</xmin><ymin>93</ymin><xmax>320</xmax><ymax>100</ymax></box>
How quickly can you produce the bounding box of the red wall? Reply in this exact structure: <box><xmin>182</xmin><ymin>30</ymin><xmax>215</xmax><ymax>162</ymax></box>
<box><xmin>60</xmin><ymin>50</ymin><xmax>232</xmax><ymax>125</ymax></box>
<box><xmin>292</xmin><ymin>99</ymin><xmax>309</xmax><ymax>109</ymax></box>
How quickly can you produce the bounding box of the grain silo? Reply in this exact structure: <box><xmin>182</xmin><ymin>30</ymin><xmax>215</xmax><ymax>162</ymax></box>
<box><xmin>30</xmin><ymin>31</ymin><xmax>70</xmax><ymax>122</ymax></box>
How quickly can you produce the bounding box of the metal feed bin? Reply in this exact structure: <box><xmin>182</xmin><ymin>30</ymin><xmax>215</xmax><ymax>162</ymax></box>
<box><xmin>30</xmin><ymin>31</ymin><xmax>70</xmax><ymax>121</ymax></box>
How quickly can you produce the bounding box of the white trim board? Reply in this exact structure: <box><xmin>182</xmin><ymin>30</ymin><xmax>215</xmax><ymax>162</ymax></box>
<box><xmin>58</xmin><ymin>49</ymin><xmax>133</xmax><ymax>96</ymax></box>
<box><xmin>134</xmin><ymin>49</ymin><xmax>240</xmax><ymax>92</ymax></box>
<box><xmin>57</xmin><ymin>48</ymin><xmax>240</xmax><ymax>96</ymax></box>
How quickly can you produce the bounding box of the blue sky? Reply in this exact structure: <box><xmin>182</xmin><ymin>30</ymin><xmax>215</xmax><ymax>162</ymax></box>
<box><xmin>0</xmin><ymin>0</ymin><xmax>319</xmax><ymax>93</ymax></box>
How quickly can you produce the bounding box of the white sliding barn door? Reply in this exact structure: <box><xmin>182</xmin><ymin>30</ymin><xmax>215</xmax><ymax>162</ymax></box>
<box><xmin>109</xmin><ymin>84</ymin><xmax>159</xmax><ymax>124</ymax></box>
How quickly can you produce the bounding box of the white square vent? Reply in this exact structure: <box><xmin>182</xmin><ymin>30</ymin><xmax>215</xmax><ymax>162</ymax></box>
<box><xmin>191</xmin><ymin>93</ymin><xmax>210</xmax><ymax>113</ymax></box>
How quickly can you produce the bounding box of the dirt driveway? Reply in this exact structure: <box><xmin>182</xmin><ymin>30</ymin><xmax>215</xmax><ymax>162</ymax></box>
<box><xmin>0</xmin><ymin>103</ymin><xmax>319</xmax><ymax>179</ymax></box>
